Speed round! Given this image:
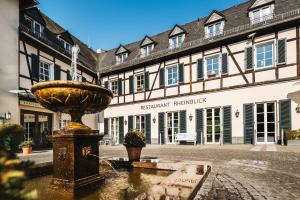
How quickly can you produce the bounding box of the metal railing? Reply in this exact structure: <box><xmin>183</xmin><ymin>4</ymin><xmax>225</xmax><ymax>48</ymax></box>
<box><xmin>101</xmin><ymin>8</ymin><xmax>300</xmax><ymax>73</ymax></box>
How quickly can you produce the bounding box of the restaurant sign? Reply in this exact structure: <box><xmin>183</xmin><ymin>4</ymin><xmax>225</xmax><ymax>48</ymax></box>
<box><xmin>141</xmin><ymin>98</ymin><xmax>206</xmax><ymax>110</ymax></box>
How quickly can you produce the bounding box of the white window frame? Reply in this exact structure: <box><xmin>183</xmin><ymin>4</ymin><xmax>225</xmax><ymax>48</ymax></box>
<box><xmin>141</xmin><ymin>44</ymin><xmax>154</xmax><ymax>57</ymax></box>
<box><xmin>116</xmin><ymin>53</ymin><xmax>128</xmax><ymax>64</ymax></box>
<box><xmin>109</xmin><ymin>79</ymin><xmax>118</xmax><ymax>95</ymax></box>
<box><xmin>254</xmin><ymin>42</ymin><xmax>275</xmax><ymax>70</ymax></box>
<box><xmin>250</xmin><ymin>5</ymin><xmax>274</xmax><ymax>24</ymax></box>
<box><xmin>204</xmin><ymin>55</ymin><xmax>221</xmax><ymax>79</ymax></box>
<box><xmin>25</xmin><ymin>15</ymin><xmax>43</xmax><ymax>37</ymax></box>
<box><xmin>110</xmin><ymin>117</ymin><xmax>119</xmax><ymax>144</ymax></box>
<box><xmin>205</xmin><ymin>21</ymin><xmax>224</xmax><ymax>38</ymax></box>
<box><xmin>166</xmin><ymin>64</ymin><xmax>179</xmax><ymax>86</ymax></box>
<box><xmin>169</xmin><ymin>34</ymin><xmax>185</xmax><ymax>49</ymax></box>
<box><xmin>134</xmin><ymin>115</ymin><xmax>145</xmax><ymax>132</ymax></box>
<box><xmin>58</xmin><ymin>37</ymin><xmax>72</xmax><ymax>53</ymax></box>
<box><xmin>135</xmin><ymin>73</ymin><xmax>145</xmax><ymax>92</ymax></box>
<box><xmin>39</xmin><ymin>60</ymin><xmax>54</xmax><ymax>81</ymax></box>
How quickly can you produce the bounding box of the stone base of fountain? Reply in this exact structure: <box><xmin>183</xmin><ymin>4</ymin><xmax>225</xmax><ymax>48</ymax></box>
<box><xmin>48</xmin><ymin>129</ymin><xmax>104</xmax><ymax>192</ymax></box>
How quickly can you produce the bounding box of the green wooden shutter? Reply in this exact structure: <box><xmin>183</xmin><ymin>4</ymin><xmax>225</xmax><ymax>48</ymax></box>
<box><xmin>104</xmin><ymin>118</ymin><xmax>109</xmax><ymax>135</ymax></box>
<box><xmin>277</xmin><ymin>39</ymin><xmax>286</xmax><ymax>65</ymax></box>
<box><xmin>197</xmin><ymin>59</ymin><xmax>203</xmax><ymax>80</ymax></box>
<box><xmin>196</xmin><ymin>109</ymin><xmax>204</xmax><ymax>144</ymax></box>
<box><xmin>118</xmin><ymin>78</ymin><xmax>122</xmax><ymax>95</ymax></box>
<box><xmin>159</xmin><ymin>68</ymin><xmax>165</xmax><ymax>88</ymax></box>
<box><xmin>223</xmin><ymin>106</ymin><xmax>232</xmax><ymax>144</ymax></box>
<box><xmin>129</xmin><ymin>76</ymin><xmax>134</xmax><ymax>94</ymax></box>
<box><xmin>119</xmin><ymin>117</ymin><xmax>124</xmax><ymax>144</ymax></box>
<box><xmin>54</xmin><ymin>64</ymin><xmax>61</xmax><ymax>80</ymax></box>
<box><xmin>31</xmin><ymin>54</ymin><xmax>40</xmax><ymax>81</ymax></box>
<box><xmin>179</xmin><ymin>110</ymin><xmax>187</xmax><ymax>133</ymax></box>
<box><xmin>279</xmin><ymin>99</ymin><xmax>291</xmax><ymax>132</ymax></box>
<box><xmin>243</xmin><ymin>104</ymin><xmax>254</xmax><ymax>144</ymax></box>
<box><xmin>104</xmin><ymin>81</ymin><xmax>108</xmax><ymax>89</ymax></box>
<box><xmin>178</xmin><ymin>63</ymin><xmax>184</xmax><ymax>84</ymax></box>
<box><xmin>145</xmin><ymin>114</ymin><xmax>151</xmax><ymax>144</ymax></box>
<box><xmin>128</xmin><ymin>115</ymin><xmax>133</xmax><ymax>130</ymax></box>
<box><xmin>66</xmin><ymin>70</ymin><xmax>72</xmax><ymax>80</ymax></box>
<box><xmin>222</xmin><ymin>53</ymin><xmax>228</xmax><ymax>75</ymax></box>
<box><xmin>144</xmin><ymin>72</ymin><xmax>149</xmax><ymax>91</ymax></box>
<box><xmin>158</xmin><ymin>112</ymin><xmax>165</xmax><ymax>144</ymax></box>
<box><xmin>245</xmin><ymin>47</ymin><xmax>253</xmax><ymax>70</ymax></box>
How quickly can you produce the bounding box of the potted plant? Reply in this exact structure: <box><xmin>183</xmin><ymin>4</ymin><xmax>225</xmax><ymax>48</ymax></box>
<box><xmin>123</xmin><ymin>129</ymin><xmax>146</xmax><ymax>161</ymax></box>
<box><xmin>208</xmin><ymin>71</ymin><xmax>216</xmax><ymax>79</ymax></box>
<box><xmin>284</xmin><ymin>129</ymin><xmax>300</xmax><ymax>146</ymax></box>
<box><xmin>19</xmin><ymin>139</ymin><xmax>34</xmax><ymax>155</ymax></box>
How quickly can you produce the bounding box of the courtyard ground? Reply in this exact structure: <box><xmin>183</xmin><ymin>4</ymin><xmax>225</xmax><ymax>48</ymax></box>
<box><xmin>19</xmin><ymin>144</ymin><xmax>300</xmax><ymax>200</ymax></box>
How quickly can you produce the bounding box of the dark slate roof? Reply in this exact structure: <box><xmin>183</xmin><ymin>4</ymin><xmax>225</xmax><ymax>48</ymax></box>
<box><xmin>98</xmin><ymin>0</ymin><xmax>300</xmax><ymax>73</ymax></box>
<box><xmin>21</xmin><ymin>8</ymin><xmax>97</xmax><ymax>71</ymax></box>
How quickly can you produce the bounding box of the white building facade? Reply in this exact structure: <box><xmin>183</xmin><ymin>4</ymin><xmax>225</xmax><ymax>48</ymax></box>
<box><xmin>98</xmin><ymin>0</ymin><xmax>300</xmax><ymax>145</ymax></box>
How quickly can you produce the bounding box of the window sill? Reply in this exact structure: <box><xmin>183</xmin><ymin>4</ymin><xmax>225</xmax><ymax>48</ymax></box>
<box><xmin>254</xmin><ymin>65</ymin><xmax>275</xmax><ymax>72</ymax></box>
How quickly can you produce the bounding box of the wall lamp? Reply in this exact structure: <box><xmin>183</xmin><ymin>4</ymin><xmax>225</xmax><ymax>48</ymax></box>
<box><xmin>124</xmin><ymin>119</ymin><xmax>127</xmax><ymax>125</ymax></box>
<box><xmin>235</xmin><ymin>109</ymin><xmax>240</xmax><ymax>118</ymax></box>
<box><xmin>152</xmin><ymin>117</ymin><xmax>156</xmax><ymax>124</ymax></box>
<box><xmin>189</xmin><ymin>114</ymin><xmax>193</xmax><ymax>121</ymax></box>
<box><xmin>296</xmin><ymin>105</ymin><xmax>300</xmax><ymax>113</ymax></box>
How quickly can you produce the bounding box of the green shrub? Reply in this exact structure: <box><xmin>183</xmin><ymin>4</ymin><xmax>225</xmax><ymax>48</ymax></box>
<box><xmin>284</xmin><ymin>129</ymin><xmax>300</xmax><ymax>140</ymax></box>
<box><xmin>123</xmin><ymin>129</ymin><xmax>146</xmax><ymax>148</ymax></box>
<box><xmin>0</xmin><ymin>124</ymin><xmax>25</xmax><ymax>152</ymax></box>
<box><xmin>19</xmin><ymin>139</ymin><xmax>34</xmax><ymax>149</ymax></box>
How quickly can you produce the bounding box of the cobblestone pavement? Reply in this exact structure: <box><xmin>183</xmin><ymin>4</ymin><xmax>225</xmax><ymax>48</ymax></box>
<box><xmin>19</xmin><ymin>144</ymin><xmax>300</xmax><ymax>199</ymax></box>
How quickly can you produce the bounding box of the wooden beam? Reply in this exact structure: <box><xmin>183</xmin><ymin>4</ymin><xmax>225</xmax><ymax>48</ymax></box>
<box><xmin>147</xmin><ymin>62</ymin><xmax>162</xmax><ymax>99</ymax></box>
<box><xmin>225</xmin><ymin>45</ymin><xmax>249</xmax><ymax>84</ymax></box>
<box><xmin>22</xmin><ymin>41</ymin><xmax>34</xmax><ymax>85</ymax></box>
<box><xmin>189</xmin><ymin>54</ymin><xmax>192</xmax><ymax>94</ymax></box>
<box><xmin>296</xmin><ymin>26</ymin><xmax>300</xmax><ymax>77</ymax></box>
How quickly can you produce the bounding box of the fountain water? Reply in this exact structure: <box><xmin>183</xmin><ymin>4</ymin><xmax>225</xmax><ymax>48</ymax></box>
<box><xmin>31</xmin><ymin>45</ymin><xmax>113</xmax><ymax>192</ymax></box>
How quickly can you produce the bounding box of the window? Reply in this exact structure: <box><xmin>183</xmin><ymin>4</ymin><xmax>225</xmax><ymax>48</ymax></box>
<box><xmin>141</xmin><ymin>44</ymin><xmax>154</xmax><ymax>57</ymax></box>
<box><xmin>136</xmin><ymin>74</ymin><xmax>144</xmax><ymax>92</ymax></box>
<box><xmin>206</xmin><ymin>56</ymin><xmax>220</xmax><ymax>78</ymax></box>
<box><xmin>25</xmin><ymin>16</ymin><xmax>43</xmax><ymax>37</ymax></box>
<box><xmin>59</xmin><ymin>38</ymin><xmax>72</xmax><ymax>53</ymax></box>
<box><xmin>110</xmin><ymin>80</ymin><xmax>118</xmax><ymax>95</ymax></box>
<box><xmin>110</xmin><ymin>117</ymin><xmax>119</xmax><ymax>144</ymax></box>
<box><xmin>206</xmin><ymin>22</ymin><xmax>223</xmax><ymax>38</ymax></box>
<box><xmin>39</xmin><ymin>61</ymin><xmax>53</xmax><ymax>81</ymax></box>
<box><xmin>169</xmin><ymin>34</ymin><xmax>185</xmax><ymax>49</ymax></box>
<box><xmin>116</xmin><ymin>53</ymin><xmax>128</xmax><ymax>64</ymax></box>
<box><xmin>167</xmin><ymin>65</ymin><xmax>178</xmax><ymax>85</ymax></box>
<box><xmin>251</xmin><ymin>6</ymin><xmax>273</xmax><ymax>24</ymax></box>
<box><xmin>135</xmin><ymin>115</ymin><xmax>145</xmax><ymax>132</ymax></box>
<box><xmin>256</xmin><ymin>43</ymin><xmax>273</xmax><ymax>69</ymax></box>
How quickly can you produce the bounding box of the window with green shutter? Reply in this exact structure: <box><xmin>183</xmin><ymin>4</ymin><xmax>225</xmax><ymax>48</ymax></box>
<box><xmin>279</xmin><ymin>99</ymin><xmax>291</xmax><ymax>132</ymax></box>
<box><xmin>118</xmin><ymin>78</ymin><xmax>122</xmax><ymax>95</ymax></box>
<box><xmin>66</xmin><ymin>70</ymin><xmax>72</xmax><ymax>80</ymax></box>
<box><xmin>104</xmin><ymin>118</ymin><xmax>109</xmax><ymax>135</ymax></box>
<box><xmin>128</xmin><ymin>115</ymin><xmax>133</xmax><ymax>130</ymax></box>
<box><xmin>223</xmin><ymin>106</ymin><xmax>232</xmax><ymax>144</ymax></box>
<box><xmin>277</xmin><ymin>39</ymin><xmax>286</xmax><ymax>65</ymax></box>
<box><xmin>129</xmin><ymin>76</ymin><xmax>134</xmax><ymax>94</ymax></box>
<box><xmin>158</xmin><ymin>112</ymin><xmax>165</xmax><ymax>144</ymax></box>
<box><xmin>196</xmin><ymin>109</ymin><xmax>204</xmax><ymax>144</ymax></box>
<box><xmin>245</xmin><ymin>47</ymin><xmax>253</xmax><ymax>70</ymax></box>
<box><xmin>145</xmin><ymin>114</ymin><xmax>151</xmax><ymax>144</ymax></box>
<box><xmin>144</xmin><ymin>72</ymin><xmax>149</xmax><ymax>91</ymax></box>
<box><xmin>178</xmin><ymin>63</ymin><xmax>184</xmax><ymax>84</ymax></box>
<box><xmin>197</xmin><ymin>59</ymin><xmax>203</xmax><ymax>80</ymax></box>
<box><xmin>54</xmin><ymin>64</ymin><xmax>61</xmax><ymax>80</ymax></box>
<box><xmin>243</xmin><ymin>104</ymin><xmax>254</xmax><ymax>144</ymax></box>
<box><xmin>159</xmin><ymin>68</ymin><xmax>165</xmax><ymax>88</ymax></box>
<box><xmin>104</xmin><ymin>81</ymin><xmax>108</xmax><ymax>89</ymax></box>
<box><xmin>31</xmin><ymin>54</ymin><xmax>40</xmax><ymax>81</ymax></box>
<box><xmin>179</xmin><ymin>110</ymin><xmax>186</xmax><ymax>133</ymax></box>
<box><xmin>222</xmin><ymin>53</ymin><xmax>228</xmax><ymax>75</ymax></box>
<box><xmin>119</xmin><ymin>117</ymin><xmax>124</xmax><ymax>144</ymax></box>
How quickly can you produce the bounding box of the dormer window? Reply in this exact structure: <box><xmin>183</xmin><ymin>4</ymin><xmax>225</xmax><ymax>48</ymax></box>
<box><xmin>169</xmin><ymin>34</ymin><xmax>185</xmax><ymax>49</ymax></box>
<box><xmin>141</xmin><ymin>44</ymin><xmax>154</xmax><ymax>57</ymax></box>
<box><xmin>116</xmin><ymin>53</ymin><xmax>128</xmax><ymax>64</ymax></box>
<box><xmin>25</xmin><ymin>15</ymin><xmax>43</xmax><ymax>37</ymax></box>
<box><xmin>204</xmin><ymin>10</ymin><xmax>225</xmax><ymax>38</ymax></box>
<box><xmin>58</xmin><ymin>37</ymin><xmax>72</xmax><ymax>53</ymax></box>
<box><xmin>206</xmin><ymin>22</ymin><xmax>223</xmax><ymax>38</ymax></box>
<box><xmin>251</xmin><ymin>6</ymin><xmax>273</xmax><ymax>24</ymax></box>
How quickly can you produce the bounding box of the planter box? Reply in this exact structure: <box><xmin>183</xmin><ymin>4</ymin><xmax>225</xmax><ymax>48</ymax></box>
<box><xmin>286</xmin><ymin>139</ymin><xmax>300</xmax><ymax>146</ymax></box>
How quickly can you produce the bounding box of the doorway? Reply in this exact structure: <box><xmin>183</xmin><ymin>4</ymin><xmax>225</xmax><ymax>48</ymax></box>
<box><xmin>256</xmin><ymin>102</ymin><xmax>276</xmax><ymax>143</ymax></box>
<box><xmin>166</xmin><ymin>112</ymin><xmax>179</xmax><ymax>144</ymax></box>
<box><xmin>206</xmin><ymin>108</ymin><xmax>221</xmax><ymax>144</ymax></box>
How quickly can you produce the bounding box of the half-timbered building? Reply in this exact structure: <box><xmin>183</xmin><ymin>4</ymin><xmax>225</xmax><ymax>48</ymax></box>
<box><xmin>98</xmin><ymin>0</ymin><xmax>300</xmax><ymax>145</ymax></box>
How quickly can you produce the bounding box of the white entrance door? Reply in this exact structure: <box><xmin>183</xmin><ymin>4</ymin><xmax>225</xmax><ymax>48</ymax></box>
<box><xmin>110</xmin><ymin>117</ymin><xmax>119</xmax><ymax>144</ymax></box>
<box><xmin>166</xmin><ymin>112</ymin><xmax>179</xmax><ymax>144</ymax></box>
<box><xmin>206</xmin><ymin>108</ymin><xmax>221</xmax><ymax>144</ymax></box>
<box><xmin>256</xmin><ymin>103</ymin><xmax>276</xmax><ymax>144</ymax></box>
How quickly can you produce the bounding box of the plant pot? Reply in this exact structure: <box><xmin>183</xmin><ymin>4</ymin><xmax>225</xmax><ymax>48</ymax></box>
<box><xmin>126</xmin><ymin>147</ymin><xmax>142</xmax><ymax>161</ymax></box>
<box><xmin>208</xmin><ymin>73</ymin><xmax>216</xmax><ymax>79</ymax></box>
<box><xmin>22</xmin><ymin>147</ymin><xmax>32</xmax><ymax>155</ymax></box>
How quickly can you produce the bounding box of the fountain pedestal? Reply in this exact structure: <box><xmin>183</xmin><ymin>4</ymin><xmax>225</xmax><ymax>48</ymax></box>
<box><xmin>48</xmin><ymin>129</ymin><xmax>104</xmax><ymax>192</ymax></box>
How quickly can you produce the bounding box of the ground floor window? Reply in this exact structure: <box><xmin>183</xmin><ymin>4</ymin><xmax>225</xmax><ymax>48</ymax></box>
<box><xmin>256</xmin><ymin>102</ymin><xmax>275</xmax><ymax>143</ymax></box>
<box><xmin>206</xmin><ymin>108</ymin><xmax>221</xmax><ymax>144</ymax></box>
<box><xmin>135</xmin><ymin>115</ymin><xmax>145</xmax><ymax>132</ymax></box>
<box><xmin>110</xmin><ymin>117</ymin><xmax>119</xmax><ymax>144</ymax></box>
<box><xmin>166</xmin><ymin>112</ymin><xmax>179</xmax><ymax>144</ymax></box>
<box><xmin>21</xmin><ymin>110</ymin><xmax>52</xmax><ymax>149</ymax></box>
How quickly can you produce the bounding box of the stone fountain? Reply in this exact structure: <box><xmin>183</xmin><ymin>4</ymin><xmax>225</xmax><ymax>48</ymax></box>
<box><xmin>31</xmin><ymin>45</ymin><xmax>113</xmax><ymax>192</ymax></box>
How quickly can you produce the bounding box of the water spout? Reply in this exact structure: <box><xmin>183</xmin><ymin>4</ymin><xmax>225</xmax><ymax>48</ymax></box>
<box><xmin>89</xmin><ymin>154</ymin><xmax>119</xmax><ymax>175</ymax></box>
<box><xmin>71</xmin><ymin>45</ymin><xmax>80</xmax><ymax>81</ymax></box>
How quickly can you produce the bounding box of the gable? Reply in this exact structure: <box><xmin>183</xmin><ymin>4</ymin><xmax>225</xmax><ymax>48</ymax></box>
<box><xmin>140</xmin><ymin>36</ymin><xmax>154</xmax><ymax>47</ymax></box>
<box><xmin>249</xmin><ymin>0</ymin><xmax>274</xmax><ymax>10</ymax></box>
<box><xmin>24</xmin><ymin>8</ymin><xmax>46</xmax><ymax>25</ymax></box>
<box><xmin>169</xmin><ymin>25</ymin><xmax>186</xmax><ymax>37</ymax></box>
<box><xmin>205</xmin><ymin>10</ymin><xmax>225</xmax><ymax>25</ymax></box>
<box><xmin>115</xmin><ymin>45</ymin><xmax>128</xmax><ymax>55</ymax></box>
<box><xmin>59</xmin><ymin>31</ymin><xmax>74</xmax><ymax>45</ymax></box>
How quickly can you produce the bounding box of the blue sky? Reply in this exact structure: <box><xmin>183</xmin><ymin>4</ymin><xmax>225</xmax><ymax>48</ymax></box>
<box><xmin>39</xmin><ymin>0</ymin><xmax>246</xmax><ymax>51</ymax></box>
